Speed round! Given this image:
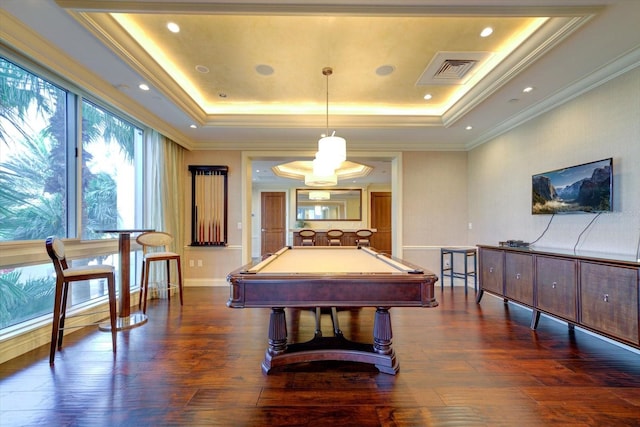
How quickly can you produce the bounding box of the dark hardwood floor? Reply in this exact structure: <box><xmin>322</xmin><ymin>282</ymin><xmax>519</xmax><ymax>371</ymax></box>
<box><xmin>1</xmin><ymin>286</ymin><xmax>639</xmax><ymax>426</ymax></box>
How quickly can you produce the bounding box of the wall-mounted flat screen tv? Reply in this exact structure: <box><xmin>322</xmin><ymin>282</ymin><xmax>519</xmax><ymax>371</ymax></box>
<box><xmin>532</xmin><ymin>158</ymin><xmax>612</xmax><ymax>214</ymax></box>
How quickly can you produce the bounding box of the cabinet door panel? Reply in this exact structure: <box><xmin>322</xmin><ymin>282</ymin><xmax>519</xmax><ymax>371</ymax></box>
<box><xmin>580</xmin><ymin>262</ymin><xmax>638</xmax><ymax>344</ymax></box>
<box><xmin>536</xmin><ymin>256</ymin><xmax>577</xmax><ymax>321</ymax></box>
<box><xmin>480</xmin><ymin>249</ymin><xmax>503</xmax><ymax>295</ymax></box>
<box><xmin>505</xmin><ymin>252</ymin><xmax>533</xmax><ymax>305</ymax></box>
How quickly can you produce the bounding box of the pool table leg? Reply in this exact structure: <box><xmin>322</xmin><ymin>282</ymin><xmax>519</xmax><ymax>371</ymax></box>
<box><xmin>373</xmin><ymin>307</ymin><xmax>392</xmax><ymax>355</ymax></box>
<box><xmin>373</xmin><ymin>307</ymin><xmax>398</xmax><ymax>374</ymax></box>
<box><xmin>267</xmin><ymin>307</ymin><xmax>288</xmax><ymax>356</ymax></box>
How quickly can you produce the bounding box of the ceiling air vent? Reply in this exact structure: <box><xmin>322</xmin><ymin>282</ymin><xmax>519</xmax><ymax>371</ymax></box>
<box><xmin>416</xmin><ymin>51</ymin><xmax>492</xmax><ymax>86</ymax></box>
<box><xmin>434</xmin><ymin>59</ymin><xmax>478</xmax><ymax>80</ymax></box>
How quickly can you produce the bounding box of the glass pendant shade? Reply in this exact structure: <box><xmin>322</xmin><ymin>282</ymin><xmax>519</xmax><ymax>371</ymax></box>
<box><xmin>312</xmin><ymin>157</ymin><xmax>335</xmax><ymax>176</ymax></box>
<box><xmin>305</xmin><ymin>172</ymin><xmax>338</xmax><ymax>187</ymax></box>
<box><xmin>308</xmin><ymin>190</ymin><xmax>330</xmax><ymax>200</ymax></box>
<box><xmin>317</xmin><ymin>135</ymin><xmax>346</xmax><ymax>166</ymax></box>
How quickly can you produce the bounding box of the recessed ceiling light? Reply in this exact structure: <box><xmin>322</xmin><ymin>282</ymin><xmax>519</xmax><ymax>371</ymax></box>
<box><xmin>219</xmin><ymin>92</ymin><xmax>227</xmax><ymax>98</ymax></box>
<box><xmin>480</xmin><ymin>27</ymin><xmax>493</xmax><ymax>37</ymax></box>
<box><xmin>255</xmin><ymin>64</ymin><xmax>274</xmax><ymax>76</ymax></box>
<box><xmin>167</xmin><ymin>22</ymin><xmax>180</xmax><ymax>33</ymax></box>
<box><xmin>523</xmin><ymin>86</ymin><xmax>534</xmax><ymax>93</ymax></box>
<box><xmin>195</xmin><ymin>65</ymin><xmax>209</xmax><ymax>73</ymax></box>
<box><xmin>423</xmin><ymin>94</ymin><xmax>433</xmax><ymax>100</ymax></box>
<box><xmin>465</xmin><ymin>126</ymin><xmax>473</xmax><ymax>130</ymax></box>
<box><xmin>138</xmin><ymin>83</ymin><xmax>150</xmax><ymax>91</ymax></box>
<box><xmin>375</xmin><ymin>65</ymin><xmax>395</xmax><ymax>76</ymax></box>
<box><xmin>190</xmin><ymin>124</ymin><xmax>197</xmax><ymax>129</ymax></box>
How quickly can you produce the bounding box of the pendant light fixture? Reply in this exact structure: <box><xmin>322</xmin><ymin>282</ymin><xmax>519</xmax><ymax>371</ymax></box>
<box><xmin>304</xmin><ymin>66</ymin><xmax>345</xmax><ymax>187</ymax></box>
<box><xmin>316</xmin><ymin>67</ymin><xmax>346</xmax><ymax>168</ymax></box>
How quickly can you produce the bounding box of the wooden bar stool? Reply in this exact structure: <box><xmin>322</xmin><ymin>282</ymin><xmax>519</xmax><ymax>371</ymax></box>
<box><xmin>299</xmin><ymin>229</ymin><xmax>316</xmax><ymax>246</ymax></box>
<box><xmin>355</xmin><ymin>229</ymin><xmax>373</xmax><ymax>247</ymax></box>
<box><xmin>45</xmin><ymin>237</ymin><xmax>117</xmax><ymax>365</ymax></box>
<box><xmin>327</xmin><ymin>229</ymin><xmax>344</xmax><ymax>246</ymax></box>
<box><xmin>137</xmin><ymin>231</ymin><xmax>184</xmax><ymax>314</ymax></box>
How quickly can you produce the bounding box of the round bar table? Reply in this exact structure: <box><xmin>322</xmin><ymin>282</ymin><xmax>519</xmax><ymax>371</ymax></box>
<box><xmin>95</xmin><ymin>229</ymin><xmax>153</xmax><ymax>331</ymax></box>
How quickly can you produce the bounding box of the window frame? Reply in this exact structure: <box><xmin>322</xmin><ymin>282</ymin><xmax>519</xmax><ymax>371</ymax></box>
<box><xmin>0</xmin><ymin>48</ymin><xmax>147</xmax><ymax>336</ymax></box>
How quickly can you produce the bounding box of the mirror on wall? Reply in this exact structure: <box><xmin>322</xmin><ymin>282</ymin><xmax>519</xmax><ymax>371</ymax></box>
<box><xmin>296</xmin><ymin>189</ymin><xmax>362</xmax><ymax>221</ymax></box>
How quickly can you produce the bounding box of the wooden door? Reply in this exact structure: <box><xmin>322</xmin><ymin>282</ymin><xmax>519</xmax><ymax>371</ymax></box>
<box><xmin>261</xmin><ymin>192</ymin><xmax>286</xmax><ymax>257</ymax></box>
<box><xmin>370</xmin><ymin>192</ymin><xmax>392</xmax><ymax>255</ymax></box>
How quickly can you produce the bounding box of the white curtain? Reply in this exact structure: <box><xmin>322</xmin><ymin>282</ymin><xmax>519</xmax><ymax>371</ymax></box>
<box><xmin>143</xmin><ymin>130</ymin><xmax>185</xmax><ymax>289</ymax></box>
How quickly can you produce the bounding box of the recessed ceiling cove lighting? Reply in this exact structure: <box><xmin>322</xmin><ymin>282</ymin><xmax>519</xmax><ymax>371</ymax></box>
<box><xmin>167</xmin><ymin>22</ymin><xmax>180</xmax><ymax>33</ymax></box>
<box><xmin>255</xmin><ymin>64</ymin><xmax>274</xmax><ymax>76</ymax></box>
<box><xmin>375</xmin><ymin>65</ymin><xmax>395</xmax><ymax>76</ymax></box>
<box><xmin>138</xmin><ymin>83</ymin><xmax>150</xmax><ymax>91</ymax></box>
<box><xmin>480</xmin><ymin>27</ymin><xmax>493</xmax><ymax>37</ymax></box>
<box><xmin>195</xmin><ymin>65</ymin><xmax>209</xmax><ymax>73</ymax></box>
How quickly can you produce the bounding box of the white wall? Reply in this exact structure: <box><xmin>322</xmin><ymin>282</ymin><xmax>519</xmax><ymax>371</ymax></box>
<box><xmin>401</xmin><ymin>151</ymin><xmax>469</xmax><ymax>273</ymax></box>
<box><xmin>468</xmin><ymin>66</ymin><xmax>640</xmax><ymax>258</ymax></box>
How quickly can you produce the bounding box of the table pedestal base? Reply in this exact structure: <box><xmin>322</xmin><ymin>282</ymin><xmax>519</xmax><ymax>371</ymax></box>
<box><xmin>262</xmin><ymin>334</ymin><xmax>398</xmax><ymax>375</ymax></box>
<box><xmin>99</xmin><ymin>312</ymin><xmax>148</xmax><ymax>331</ymax></box>
<box><xmin>261</xmin><ymin>307</ymin><xmax>398</xmax><ymax>375</ymax></box>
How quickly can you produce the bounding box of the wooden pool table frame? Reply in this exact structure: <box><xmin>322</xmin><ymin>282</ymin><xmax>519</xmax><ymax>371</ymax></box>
<box><xmin>227</xmin><ymin>246</ymin><xmax>439</xmax><ymax>374</ymax></box>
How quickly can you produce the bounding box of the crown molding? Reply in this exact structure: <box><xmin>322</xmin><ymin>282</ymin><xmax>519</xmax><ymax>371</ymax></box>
<box><xmin>55</xmin><ymin>0</ymin><xmax>603</xmax><ymax>17</ymax></box>
<box><xmin>0</xmin><ymin>9</ymin><xmax>195</xmax><ymax>150</ymax></box>
<box><xmin>466</xmin><ymin>46</ymin><xmax>640</xmax><ymax>150</ymax></box>
<box><xmin>443</xmin><ymin>14</ymin><xmax>596</xmax><ymax>127</ymax></box>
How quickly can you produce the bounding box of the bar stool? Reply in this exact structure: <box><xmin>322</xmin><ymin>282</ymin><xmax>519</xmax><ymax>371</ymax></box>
<box><xmin>327</xmin><ymin>229</ymin><xmax>344</xmax><ymax>246</ymax></box>
<box><xmin>136</xmin><ymin>231</ymin><xmax>184</xmax><ymax>314</ymax></box>
<box><xmin>45</xmin><ymin>237</ymin><xmax>117</xmax><ymax>365</ymax></box>
<box><xmin>355</xmin><ymin>229</ymin><xmax>373</xmax><ymax>247</ymax></box>
<box><xmin>440</xmin><ymin>247</ymin><xmax>477</xmax><ymax>294</ymax></box>
<box><xmin>299</xmin><ymin>229</ymin><xmax>316</xmax><ymax>246</ymax></box>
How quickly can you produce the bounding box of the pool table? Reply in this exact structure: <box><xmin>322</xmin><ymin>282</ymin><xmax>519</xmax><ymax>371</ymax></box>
<box><xmin>227</xmin><ymin>246</ymin><xmax>438</xmax><ymax>374</ymax></box>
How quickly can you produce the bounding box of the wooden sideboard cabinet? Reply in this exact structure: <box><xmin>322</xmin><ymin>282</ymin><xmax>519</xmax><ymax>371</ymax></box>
<box><xmin>580</xmin><ymin>261</ymin><xmax>639</xmax><ymax>344</ymax></box>
<box><xmin>476</xmin><ymin>245</ymin><xmax>640</xmax><ymax>349</ymax></box>
<box><xmin>504</xmin><ymin>252</ymin><xmax>534</xmax><ymax>306</ymax></box>
<box><xmin>479</xmin><ymin>248</ymin><xmax>504</xmax><ymax>295</ymax></box>
<box><xmin>536</xmin><ymin>256</ymin><xmax>577</xmax><ymax>323</ymax></box>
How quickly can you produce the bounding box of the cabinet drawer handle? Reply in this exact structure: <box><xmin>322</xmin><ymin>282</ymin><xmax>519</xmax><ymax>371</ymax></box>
<box><xmin>516</xmin><ymin>273</ymin><xmax>521</xmax><ymax>280</ymax></box>
<box><xmin>552</xmin><ymin>281</ymin><xmax>557</xmax><ymax>289</ymax></box>
<box><xmin>489</xmin><ymin>267</ymin><xmax>494</xmax><ymax>273</ymax></box>
<box><xmin>603</xmin><ymin>294</ymin><xmax>609</xmax><ymax>302</ymax></box>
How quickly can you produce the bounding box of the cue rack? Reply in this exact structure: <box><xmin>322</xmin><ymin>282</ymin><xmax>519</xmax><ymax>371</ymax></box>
<box><xmin>188</xmin><ymin>165</ymin><xmax>228</xmax><ymax>246</ymax></box>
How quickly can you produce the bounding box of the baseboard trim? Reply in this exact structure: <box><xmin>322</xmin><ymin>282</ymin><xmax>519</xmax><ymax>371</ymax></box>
<box><xmin>185</xmin><ymin>278</ymin><xmax>228</xmax><ymax>287</ymax></box>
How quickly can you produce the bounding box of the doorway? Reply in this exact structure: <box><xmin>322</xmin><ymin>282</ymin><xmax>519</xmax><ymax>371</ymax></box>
<box><xmin>243</xmin><ymin>153</ymin><xmax>402</xmax><ymax>264</ymax></box>
<box><xmin>260</xmin><ymin>191</ymin><xmax>286</xmax><ymax>257</ymax></box>
<box><xmin>370</xmin><ymin>192</ymin><xmax>392</xmax><ymax>255</ymax></box>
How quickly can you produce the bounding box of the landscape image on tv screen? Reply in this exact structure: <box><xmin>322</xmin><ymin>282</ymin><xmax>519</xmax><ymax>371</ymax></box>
<box><xmin>532</xmin><ymin>158</ymin><xmax>612</xmax><ymax>214</ymax></box>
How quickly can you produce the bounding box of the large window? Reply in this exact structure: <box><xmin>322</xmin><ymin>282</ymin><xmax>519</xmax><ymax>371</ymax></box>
<box><xmin>0</xmin><ymin>58</ymin><xmax>69</xmax><ymax>241</ymax></box>
<box><xmin>0</xmin><ymin>56</ymin><xmax>143</xmax><ymax>331</ymax></box>
<box><xmin>81</xmin><ymin>101</ymin><xmax>142</xmax><ymax>239</ymax></box>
